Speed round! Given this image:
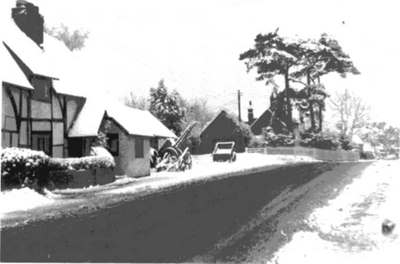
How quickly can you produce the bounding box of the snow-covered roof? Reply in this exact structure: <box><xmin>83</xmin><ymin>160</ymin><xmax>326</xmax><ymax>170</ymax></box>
<box><xmin>1</xmin><ymin>42</ymin><xmax>34</xmax><ymax>89</ymax></box>
<box><xmin>2</xmin><ymin>16</ymin><xmax>53</xmax><ymax>77</ymax></box>
<box><xmin>105</xmin><ymin>103</ymin><xmax>177</xmax><ymax>138</ymax></box>
<box><xmin>1</xmin><ymin>10</ymin><xmax>80</xmax><ymax>95</ymax></box>
<box><xmin>68</xmin><ymin>97</ymin><xmax>176</xmax><ymax>139</ymax></box>
<box><xmin>67</xmin><ymin>98</ymin><xmax>104</xmax><ymax>137</ymax></box>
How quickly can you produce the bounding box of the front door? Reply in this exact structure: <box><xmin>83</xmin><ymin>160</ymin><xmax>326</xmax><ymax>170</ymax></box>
<box><xmin>32</xmin><ymin>132</ymin><xmax>52</xmax><ymax>156</ymax></box>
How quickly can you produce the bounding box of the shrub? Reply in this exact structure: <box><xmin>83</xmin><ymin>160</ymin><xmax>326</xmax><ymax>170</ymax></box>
<box><xmin>339</xmin><ymin>135</ymin><xmax>354</xmax><ymax>150</ymax></box>
<box><xmin>1</xmin><ymin>148</ymin><xmax>49</xmax><ymax>189</ymax></box>
<box><xmin>262</xmin><ymin>128</ymin><xmax>294</xmax><ymax>147</ymax></box>
<box><xmin>230</xmin><ymin>116</ymin><xmax>254</xmax><ymax>148</ymax></box>
<box><xmin>249</xmin><ymin>136</ymin><xmax>267</xmax><ymax>148</ymax></box>
<box><xmin>300</xmin><ymin>133</ymin><xmax>339</xmax><ymax>150</ymax></box>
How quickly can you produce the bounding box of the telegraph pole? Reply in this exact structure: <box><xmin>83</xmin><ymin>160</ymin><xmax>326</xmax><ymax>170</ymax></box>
<box><xmin>237</xmin><ymin>89</ymin><xmax>242</xmax><ymax>122</ymax></box>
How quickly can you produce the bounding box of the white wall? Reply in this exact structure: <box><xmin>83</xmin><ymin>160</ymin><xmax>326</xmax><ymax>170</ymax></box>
<box><xmin>102</xmin><ymin>120</ymin><xmax>150</xmax><ymax>177</ymax></box>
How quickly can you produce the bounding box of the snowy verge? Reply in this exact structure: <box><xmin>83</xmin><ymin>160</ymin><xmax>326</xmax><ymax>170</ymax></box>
<box><xmin>104</xmin><ymin>153</ymin><xmax>318</xmax><ymax>195</ymax></box>
<box><xmin>0</xmin><ymin>188</ymin><xmax>55</xmax><ymax>217</ymax></box>
<box><xmin>269</xmin><ymin>160</ymin><xmax>400</xmax><ymax>264</ymax></box>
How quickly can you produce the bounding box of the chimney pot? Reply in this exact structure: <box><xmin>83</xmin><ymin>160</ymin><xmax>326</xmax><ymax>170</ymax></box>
<box><xmin>248</xmin><ymin>101</ymin><xmax>255</xmax><ymax>125</ymax></box>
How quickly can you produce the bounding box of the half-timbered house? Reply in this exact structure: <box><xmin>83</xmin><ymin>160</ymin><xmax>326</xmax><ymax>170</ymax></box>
<box><xmin>1</xmin><ymin>0</ymin><xmax>176</xmax><ymax>177</ymax></box>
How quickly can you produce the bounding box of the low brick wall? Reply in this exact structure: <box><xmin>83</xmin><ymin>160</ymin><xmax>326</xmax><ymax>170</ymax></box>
<box><xmin>49</xmin><ymin>168</ymin><xmax>115</xmax><ymax>189</ymax></box>
<box><xmin>246</xmin><ymin>146</ymin><xmax>360</xmax><ymax>162</ymax></box>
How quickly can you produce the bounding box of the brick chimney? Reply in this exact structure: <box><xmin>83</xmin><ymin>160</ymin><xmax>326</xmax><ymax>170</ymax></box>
<box><xmin>247</xmin><ymin>101</ymin><xmax>255</xmax><ymax>125</ymax></box>
<box><xmin>12</xmin><ymin>0</ymin><xmax>44</xmax><ymax>47</ymax></box>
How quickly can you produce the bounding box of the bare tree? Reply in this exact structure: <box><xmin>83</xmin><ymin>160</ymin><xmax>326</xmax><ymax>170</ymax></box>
<box><xmin>329</xmin><ymin>89</ymin><xmax>369</xmax><ymax>139</ymax></box>
<box><xmin>45</xmin><ymin>24</ymin><xmax>89</xmax><ymax>51</ymax></box>
<box><xmin>182</xmin><ymin>98</ymin><xmax>215</xmax><ymax>129</ymax></box>
<box><xmin>124</xmin><ymin>92</ymin><xmax>148</xmax><ymax>110</ymax></box>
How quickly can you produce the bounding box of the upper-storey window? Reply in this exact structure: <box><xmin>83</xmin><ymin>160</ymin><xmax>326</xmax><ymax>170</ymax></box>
<box><xmin>31</xmin><ymin>76</ymin><xmax>51</xmax><ymax>102</ymax></box>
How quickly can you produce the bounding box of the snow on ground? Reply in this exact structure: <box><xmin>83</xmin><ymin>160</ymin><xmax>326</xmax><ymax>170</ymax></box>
<box><xmin>0</xmin><ymin>188</ymin><xmax>55</xmax><ymax>218</ymax></box>
<box><xmin>104</xmin><ymin>153</ymin><xmax>317</xmax><ymax>195</ymax></box>
<box><xmin>0</xmin><ymin>153</ymin><xmax>315</xmax><ymax>216</ymax></box>
<box><xmin>269</xmin><ymin>160</ymin><xmax>400</xmax><ymax>264</ymax></box>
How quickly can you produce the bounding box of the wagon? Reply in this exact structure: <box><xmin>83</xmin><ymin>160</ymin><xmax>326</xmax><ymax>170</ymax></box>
<box><xmin>212</xmin><ymin>141</ymin><xmax>237</xmax><ymax>162</ymax></box>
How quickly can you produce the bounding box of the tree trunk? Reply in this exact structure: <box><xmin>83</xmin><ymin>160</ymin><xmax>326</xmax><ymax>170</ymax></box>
<box><xmin>307</xmin><ymin>73</ymin><xmax>315</xmax><ymax>132</ymax></box>
<box><xmin>284</xmin><ymin>69</ymin><xmax>292</xmax><ymax>132</ymax></box>
<box><xmin>318</xmin><ymin>103</ymin><xmax>323</xmax><ymax>132</ymax></box>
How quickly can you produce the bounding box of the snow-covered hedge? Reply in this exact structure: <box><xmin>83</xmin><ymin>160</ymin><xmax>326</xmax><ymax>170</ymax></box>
<box><xmin>49</xmin><ymin>147</ymin><xmax>115</xmax><ymax>170</ymax></box>
<box><xmin>1</xmin><ymin>147</ymin><xmax>115</xmax><ymax>190</ymax></box>
<box><xmin>49</xmin><ymin>155</ymin><xmax>115</xmax><ymax>171</ymax></box>
<box><xmin>1</xmin><ymin>148</ymin><xmax>50</xmax><ymax>188</ymax></box>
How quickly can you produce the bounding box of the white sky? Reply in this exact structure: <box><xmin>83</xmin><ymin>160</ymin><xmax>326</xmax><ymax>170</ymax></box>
<box><xmin>3</xmin><ymin>0</ymin><xmax>400</xmax><ymax>126</ymax></box>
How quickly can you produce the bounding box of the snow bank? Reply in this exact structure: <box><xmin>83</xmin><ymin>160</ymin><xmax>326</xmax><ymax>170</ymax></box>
<box><xmin>0</xmin><ymin>188</ymin><xmax>55</xmax><ymax>217</ymax></box>
<box><xmin>105</xmin><ymin>153</ymin><xmax>317</xmax><ymax>195</ymax></box>
<box><xmin>270</xmin><ymin>230</ymin><xmax>399</xmax><ymax>264</ymax></box>
<box><xmin>269</xmin><ymin>160</ymin><xmax>400</xmax><ymax>264</ymax></box>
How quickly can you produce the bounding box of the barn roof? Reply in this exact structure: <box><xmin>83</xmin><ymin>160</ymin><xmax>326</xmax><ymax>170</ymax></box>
<box><xmin>200</xmin><ymin>110</ymin><xmax>228</xmax><ymax>137</ymax></box>
<box><xmin>68</xmin><ymin>97</ymin><xmax>176</xmax><ymax>139</ymax></box>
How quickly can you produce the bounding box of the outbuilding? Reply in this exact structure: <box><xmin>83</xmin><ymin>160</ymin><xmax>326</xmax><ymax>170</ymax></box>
<box><xmin>68</xmin><ymin>99</ymin><xmax>176</xmax><ymax>177</ymax></box>
<box><xmin>197</xmin><ymin>110</ymin><xmax>249</xmax><ymax>154</ymax></box>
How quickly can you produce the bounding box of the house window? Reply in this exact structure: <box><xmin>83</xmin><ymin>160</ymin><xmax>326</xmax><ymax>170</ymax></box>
<box><xmin>32</xmin><ymin>132</ymin><xmax>52</xmax><ymax>156</ymax></box>
<box><xmin>107</xmin><ymin>134</ymin><xmax>119</xmax><ymax>156</ymax></box>
<box><xmin>135</xmin><ymin>137</ymin><xmax>144</xmax><ymax>158</ymax></box>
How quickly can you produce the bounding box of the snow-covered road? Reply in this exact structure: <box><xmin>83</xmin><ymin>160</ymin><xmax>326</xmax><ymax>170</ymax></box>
<box><xmin>192</xmin><ymin>160</ymin><xmax>400</xmax><ymax>263</ymax></box>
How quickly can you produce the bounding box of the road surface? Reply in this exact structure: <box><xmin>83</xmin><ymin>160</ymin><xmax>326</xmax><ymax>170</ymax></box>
<box><xmin>192</xmin><ymin>160</ymin><xmax>400</xmax><ymax>263</ymax></box>
<box><xmin>2</xmin><ymin>160</ymin><xmax>399</xmax><ymax>263</ymax></box>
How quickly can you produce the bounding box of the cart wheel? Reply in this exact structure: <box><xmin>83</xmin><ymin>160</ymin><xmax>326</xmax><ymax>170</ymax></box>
<box><xmin>187</xmin><ymin>156</ymin><xmax>192</xmax><ymax>169</ymax></box>
<box><xmin>232</xmin><ymin>152</ymin><xmax>237</xmax><ymax>162</ymax></box>
<box><xmin>163</xmin><ymin>147</ymin><xmax>181</xmax><ymax>159</ymax></box>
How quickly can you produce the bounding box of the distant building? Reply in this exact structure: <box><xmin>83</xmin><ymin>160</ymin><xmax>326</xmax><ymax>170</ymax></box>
<box><xmin>197</xmin><ymin>110</ymin><xmax>247</xmax><ymax>154</ymax></box>
<box><xmin>1</xmin><ymin>0</ymin><xmax>176</xmax><ymax>177</ymax></box>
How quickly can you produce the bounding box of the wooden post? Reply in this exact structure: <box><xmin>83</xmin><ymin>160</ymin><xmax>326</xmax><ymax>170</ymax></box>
<box><xmin>284</xmin><ymin>69</ymin><xmax>292</xmax><ymax>131</ymax></box>
<box><xmin>237</xmin><ymin>89</ymin><xmax>242</xmax><ymax>122</ymax></box>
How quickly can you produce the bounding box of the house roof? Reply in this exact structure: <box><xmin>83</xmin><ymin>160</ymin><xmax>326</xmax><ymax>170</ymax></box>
<box><xmin>68</xmin><ymin>97</ymin><xmax>176</xmax><ymax>139</ymax></box>
<box><xmin>2</xmin><ymin>14</ymin><xmax>82</xmax><ymax>97</ymax></box>
<box><xmin>250</xmin><ymin>108</ymin><xmax>273</xmax><ymax>132</ymax></box>
<box><xmin>1</xmin><ymin>42</ymin><xmax>34</xmax><ymax>89</ymax></box>
<box><xmin>67</xmin><ymin>98</ymin><xmax>104</xmax><ymax>137</ymax></box>
<box><xmin>2</xmin><ymin>17</ymin><xmax>52</xmax><ymax>76</ymax></box>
